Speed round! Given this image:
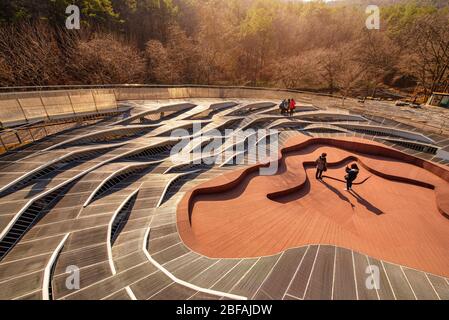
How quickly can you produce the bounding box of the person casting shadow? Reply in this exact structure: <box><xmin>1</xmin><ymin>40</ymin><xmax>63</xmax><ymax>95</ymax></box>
<box><xmin>315</xmin><ymin>153</ymin><xmax>327</xmax><ymax>181</ymax></box>
<box><xmin>345</xmin><ymin>163</ymin><xmax>359</xmax><ymax>191</ymax></box>
<box><xmin>279</xmin><ymin>99</ymin><xmax>288</xmax><ymax>116</ymax></box>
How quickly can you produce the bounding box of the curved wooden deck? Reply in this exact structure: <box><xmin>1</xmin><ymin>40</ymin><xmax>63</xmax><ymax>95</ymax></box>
<box><xmin>178</xmin><ymin>136</ymin><xmax>449</xmax><ymax>278</ymax></box>
<box><xmin>1</xmin><ymin>97</ymin><xmax>449</xmax><ymax>300</ymax></box>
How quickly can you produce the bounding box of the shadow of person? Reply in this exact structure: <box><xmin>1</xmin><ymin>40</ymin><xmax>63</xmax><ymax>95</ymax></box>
<box><xmin>322</xmin><ymin>175</ymin><xmax>346</xmax><ymax>183</ymax></box>
<box><xmin>322</xmin><ymin>175</ymin><xmax>372</xmax><ymax>185</ymax></box>
<box><xmin>321</xmin><ymin>180</ymin><xmax>355</xmax><ymax>210</ymax></box>
<box><xmin>348</xmin><ymin>190</ymin><xmax>384</xmax><ymax>215</ymax></box>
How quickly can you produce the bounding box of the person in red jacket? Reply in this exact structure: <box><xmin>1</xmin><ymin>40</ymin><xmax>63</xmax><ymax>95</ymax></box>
<box><xmin>289</xmin><ymin>98</ymin><xmax>296</xmax><ymax>116</ymax></box>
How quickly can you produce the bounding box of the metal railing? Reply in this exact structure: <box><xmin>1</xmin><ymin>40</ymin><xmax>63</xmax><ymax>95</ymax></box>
<box><xmin>0</xmin><ymin>85</ymin><xmax>447</xmax><ymax>154</ymax></box>
<box><xmin>0</xmin><ymin>110</ymin><xmax>126</xmax><ymax>154</ymax></box>
<box><xmin>0</xmin><ymin>84</ymin><xmax>342</xmax><ymax>99</ymax></box>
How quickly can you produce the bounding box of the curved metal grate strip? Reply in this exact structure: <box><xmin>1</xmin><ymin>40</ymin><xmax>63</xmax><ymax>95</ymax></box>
<box><xmin>157</xmin><ymin>171</ymin><xmax>202</xmax><ymax>207</ymax></box>
<box><xmin>61</xmin><ymin>126</ymin><xmax>158</xmax><ymax>148</ymax></box>
<box><xmin>110</xmin><ymin>192</ymin><xmax>138</xmax><ymax>246</ymax></box>
<box><xmin>88</xmin><ymin>163</ymin><xmax>159</xmax><ymax>206</ymax></box>
<box><xmin>0</xmin><ymin>181</ymin><xmax>77</xmax><ymax>261</ymax></box>
<box><xmin>123</xmin><ymin>142</ymin><xmax>178</xmax><ymax>161</ymax></box>
<box><xmin>0</xmin><ymin>147</ymin><xmax>115</xmax><ymax>196</ymax></box>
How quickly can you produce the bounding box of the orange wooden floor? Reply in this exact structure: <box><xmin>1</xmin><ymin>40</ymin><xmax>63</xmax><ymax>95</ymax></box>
<box><xmin>178</xmin><ymin>137</ymin><xmax>449</xmax><ymax>277</ymax></box>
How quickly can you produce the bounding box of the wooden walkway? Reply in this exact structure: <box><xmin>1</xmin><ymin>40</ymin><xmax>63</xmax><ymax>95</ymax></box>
<box><xmin>0</xmin><ymin>98</ymin><xmax>448</xmax><ymax>300</ymax></box>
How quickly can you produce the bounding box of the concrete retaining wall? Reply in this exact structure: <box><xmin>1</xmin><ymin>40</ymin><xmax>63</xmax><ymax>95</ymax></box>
<box><xmin>0</xmin><ymin>86</ymin><xmax>334</xmax><ymax>128</ymax></box>
<box><xmin>112</xmin><ymin>86</ymin><xmax>320</xmax><ymax>102</ymax></box>
<box><xmin>0</xmin><ymin>89</ymin><xmax>118</xmax><ymax>127</ymax></box>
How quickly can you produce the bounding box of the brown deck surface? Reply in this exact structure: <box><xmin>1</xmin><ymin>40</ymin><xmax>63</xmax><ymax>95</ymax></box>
<box><xmin>179</xmin><ymin>136</ymin><xmax>449</xmax><ymax>278</ymax></box>
<box><xmin>1</xmin><ymin>98</ymin><xmax>449</xmax><ymax>300</ymax></box>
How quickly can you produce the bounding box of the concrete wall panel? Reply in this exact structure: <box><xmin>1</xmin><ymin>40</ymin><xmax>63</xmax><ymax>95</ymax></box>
<box><xmin>186</xmin><ymin>87</ymin><xmax>207</xmax><ymax>99</ymax></box>
<box><xmin>221</xmin><ymin>89</ymin><xmax>241</xmax><ymax>99</ymax></box>
<box><xmin>17</xmin><ymin>94</ymin><xmax>48</xmax><ymax>122</ymax></box>
<box><xmin>113</xmin><ymin>88</ymin><xmax>135</xmax><ymax>101</ymax></box>
<box><xmin>207</xmin><ymin>88</ymin><xmax>221</xmax><ymax>98</ymax></box>
<box><xmin>168</xmin><ymin>87</ymin><xmax>187</xmax><ymax>99</ymax></box>
<box><xmin>152</xmin><ymin>87</ymin><xmax>170</xmax><ymax>100</ymax></box>
<box><xmin>0</xmin><ymin>96</ymin><xmax>27</xmax><ymax>127</ymax></box>
<box><xmin>92</xmin><ymin>90</ymin><xmax>117</xmax><ymax>111</ymax></box>
<box><xmin>69</xmin><ymin>90</ymin><xmax>97</xmax><ymax>114</ymax></box>
<box><xmin>0</xmin><ymin>86</ymin><xmax>340</xmax><ymax>128</ymax></box>
<box><xmin>41</xmin><ymin>92</ymin><xmax>74</xmax><ymax>118</ymax></box>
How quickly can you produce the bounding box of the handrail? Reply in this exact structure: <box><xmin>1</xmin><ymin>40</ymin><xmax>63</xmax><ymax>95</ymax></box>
<box><xmin>0</xmin><ymin>84</ymin><xmax>343</xmax><ymax>99</ymax></box>
<box><xmin>0</xmin><ymin>85</ymin><xmax>446</xmax><ymax>145</ymax></box>
<box><xmin>0</xmin><ymin>109</ymin><xmax>128</xmax><ymax>154</ymax></box>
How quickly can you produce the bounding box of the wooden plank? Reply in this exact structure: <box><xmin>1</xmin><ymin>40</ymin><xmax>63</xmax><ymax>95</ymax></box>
<box><xmin>130</xmin><ymin>271</ymin><xmax>173</xmax><ymax>300</ymax></box>
<box><xmin>0</xmin><ymin>271</ymin><xmax>42</xmax><ymax>300</ymax></box>
<box><xmin>149</xmin><ymin>233</ymin><xmax>181</xmax><ymax>254</ymax></box>
<box><xmin>304</xmin><ymin>245</ymin><xmax>335</xmax><ymax>300</ymax></box>
<box><xmin>254</xmin><ymin>247</ymin><xmax>307</xmax><ymax>300</ymax></box>
<box><xmin>190</xmin><ymin>259</ymin><xmax>240</xmax><ymax>289</ymax></box>
<box><xmin>164</xmin><ymin>252</ymin><xmax>200</xmax><ymax>273</ymax></box>
<box><xmin>61</xmin><ymin>262</ymin><xmax>156</xmax><ymax>300</ymax></box>
<box><xmin>333</xmin><ymin>247</ymin><xmax>357</xmax><ymax>300</ymax></box>
<box><xmin>1</xmin><ymin>236</ymin><xmax>62</xmax><ymax>263</ymax></box>
<box><xmin>366</xmin><ymin>256</ymin><xmax>395</xmax><ymax>300</ymax></box>
<box><xmin>149</xmin><ymin>223</ymin><xmax>178</xmax><ymax>239</ymax></box>
<box><xmin>0</xmin><ymin>254</ymin><xmax>50</xmax><ymax>281</ymax></box>
<box><xmin>286</xmin><ymin>245</ymin><xmax>319</xmax><ymax>299</ymax></box>
<box><xmin>113</xmin><ymin>251</ymin><xmax>148</xmax><ymax>273</ymax></box>
<box><xmin>426</xmin><ymin>274</ymin><xmax>449</xmax><ymax>300</ymax></box>
<box><xmin>353</xmin><ymin>251</ymin><xmax>378</xmax><ymax>300</ymax></box>
<box><xmin>382</xmin><ymin>262</ymin><xmax>415</xmax><ymax>300</ymax></box>
<box><xmin>284</xmin><ymin>294</ymin><xmax>301</xmax><ymax>300</ymax></box>
<box><xmin>211</xmin><ymin>259</ymin><xmax>258</xmax><ymax>293</ymax></box>
<box><xmin>172</xmin><ymin>257</ymin><xmax>216</xmax><ymax>282</ymax></box>
<box><xmin>54</xmin><ymin>244</ymin><xmax>109</xmax><ymax>275</ymax></box>
<box><xmin>16</xmin><ymin>290</ymin><xmax>42</xmax><ymax>300</ymax></box>
<box><xmin>53</xmin><ymin>262</ymin><xmax>112</xmax><ymax>299</ymax></box>
<box><xmin>151</xmin><ymin>283</ymin><xmax>197</xmax><ymax>300</ymax></box>
<box><xmin>189</xmin><ymin>292</ymin><xmax>222</xmax><ymax>300</ymax></box>
<box><xmin>105</xmin><ymin>289</ymin><xmax>132</xmax><ymax>300</ymax></box>
<box><xmin>152</xmin><ymin>243</ymin><xmax>190</xmax><ymax>265</ymax></box>
<box><xmin>231</xmin><ymin>254</ymin><xmax>281</xmax><ymax>299</ymax></box>
<box><xmin>402</xmin><ymin>268</ymin><xmax>438</xmax><ymax>300</ymax></box>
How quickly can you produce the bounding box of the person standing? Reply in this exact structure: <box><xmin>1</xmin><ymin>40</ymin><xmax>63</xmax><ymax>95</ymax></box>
<box><xmin>279</xmin><ymin>100</ymin><xmax>287</xmax><ymax>115</ymax></box>
<box><xmin>289</xmin><ymin>98</ymin><xmax>296</xmax><ymax>116</ymax></box>
<box><xmin>345</xmin><ymin>163</ymin><xmax>360</xmax><ymax>191</ymax></box>
<box><xmin>281</xmin><ymin>99</ymin><xmax>288</xmax><ymax>116</ymax></box>
<box><xmin>315</xmin><ymin>153</ymin><xmax>327</xmax><ymax>180</ymax></box>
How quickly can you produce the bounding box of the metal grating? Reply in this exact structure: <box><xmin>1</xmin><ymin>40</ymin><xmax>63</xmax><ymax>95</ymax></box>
<box><xmin>110</xmin><ymin>192</ymin><xmax>138</xmax><ymax>246</ymax></box>
<box><xmin>0</xmin><ymin>181</ymin><xmax>76</xmax><ymax>261</ymax></box>
<box><xmin>0</xmin><ymin>147</ymin><xmax>114</xmax><ymax>196</ymax></box>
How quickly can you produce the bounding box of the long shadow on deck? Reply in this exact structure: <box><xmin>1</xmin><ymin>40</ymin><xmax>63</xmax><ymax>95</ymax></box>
<box><xmin>348</xmin><ymin>190</ymin><xmax>384</xmax><ymax>215</ymax></box>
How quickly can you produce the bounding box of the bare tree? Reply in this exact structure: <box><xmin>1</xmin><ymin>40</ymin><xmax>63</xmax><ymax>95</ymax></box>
<box><xmin>0</xmin><ymin>22</ymin><xmax>67</xmax><ymax>86</ymax></box>
<box><xmin>145</xmin><ymin>40</ymin><xmax>173</xmax><ymax>84</ymax></box>
<box><xmin>0</xmin><ymin>56</ymin><xmax>14</xmax><ymax>86</ymax></box>
<box><xmin>354</xmin><ymin>29</ymin><xmax>400</xmax><ymax>97</ymax></box>
<box><xmin>273</xmin><ymin>51</ymin><xmax>321</xmax><ymax>89</ymax></box>
<box><xmin>72</xmin><ymin>34</ymin><xmax>146</xmax><ymax>84</ymax></box>
<box><xmin>402</xmin><ymin>13</ymin><xmax>449</xmax><ymax>98</ymax></box>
